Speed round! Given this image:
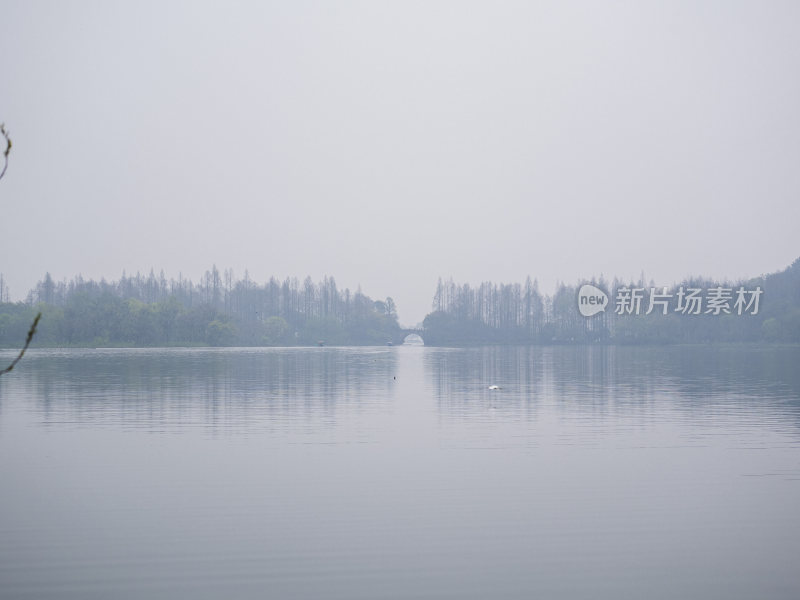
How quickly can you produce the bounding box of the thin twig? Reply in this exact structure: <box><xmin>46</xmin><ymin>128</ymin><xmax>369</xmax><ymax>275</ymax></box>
<box><xmin>0</xmin><ymin>313</ymin><xmax>42</xmax><ymax>376</ymax></box>
<box><xmin>0</xmin><ymin>123</ymin><xmax>10</xmax><ymax>181</ymax></box>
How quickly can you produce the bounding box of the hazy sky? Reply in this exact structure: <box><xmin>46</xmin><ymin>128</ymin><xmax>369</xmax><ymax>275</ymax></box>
<box><xmin>1</xmin><ymin>1</ymin><xmax>798</xmax><ymax>325</ymax></box>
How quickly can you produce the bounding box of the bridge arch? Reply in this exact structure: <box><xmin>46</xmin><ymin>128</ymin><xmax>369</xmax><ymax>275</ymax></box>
<box><xmin>402</xmin><ymin>332</ymin><xmax>424</xmax><ymax>345</ymax></box>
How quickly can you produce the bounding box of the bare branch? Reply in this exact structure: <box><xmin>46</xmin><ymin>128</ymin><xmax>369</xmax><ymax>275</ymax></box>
<box><xmin>0</xmin><ymin>123</ymin><xmax>10</xmax><ymax>181</ymax></box>
<box><xmin>0</xmin><ymin>123</ymin><xmax>41</xmax><ymax>376</ymax></box>
<box><xmin>0</xmin><ymin>312</ymin><xmax>42</xmax><ymax>376</ymax></box>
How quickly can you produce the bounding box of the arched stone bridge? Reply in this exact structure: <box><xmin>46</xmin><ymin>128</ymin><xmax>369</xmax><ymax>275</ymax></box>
<box><xmin>392</xmin><ymin>329</ymin><xmax>425</xmax><ymax>345</ymax></box>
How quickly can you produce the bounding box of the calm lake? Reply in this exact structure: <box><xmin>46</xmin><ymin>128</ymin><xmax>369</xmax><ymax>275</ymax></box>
<box><xmin>1</xmin><ymin>345</ymin><xmax>799</xmax><ymax>599</ymax></box>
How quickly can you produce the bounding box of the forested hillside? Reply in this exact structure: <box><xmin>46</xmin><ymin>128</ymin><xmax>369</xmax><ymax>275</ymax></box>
<box><xmin>0</xmin><ymin>268</ymin><xmax>400</xmax><ymax>347</ymax></box>
<box><xmin>422</xmin><ymin>258</ymin><xmax>800</xmax><ymax>345</ymax></box>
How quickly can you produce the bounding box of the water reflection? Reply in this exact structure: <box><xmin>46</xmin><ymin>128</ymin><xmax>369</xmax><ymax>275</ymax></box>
<box><xmin>427</xmin><ymin>345</ymin><xmax>800</xmax><ymax>437</ymax></box>
<box><xmin>0</xmin><ymin>347</ymin><xmax>397</xmax><ymax>432</ymax></box>
<box><xmin>1</xmin><ymin>345</ymin><xmax>800</xmax><ymax>599</ymax></box>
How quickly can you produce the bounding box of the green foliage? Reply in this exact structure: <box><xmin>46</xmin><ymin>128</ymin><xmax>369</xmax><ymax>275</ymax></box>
<box><xmin>262</xmin><ymin>316</ymin><xmax>290</xmax><ymax>345</ymax></box>
<box><xmin>0</xmin><ymin>269</ymin><xmax>400</xmax><ymax>348</ymax></box>
<box><xmin>206</xmin><ymin>319</ymin><xmax>237</xmax><ymax>346</ymax></box>
<box><xmin>300</xmin><ymin>317</ymin><xmax>347</xmax><ymax>345</ymax></box>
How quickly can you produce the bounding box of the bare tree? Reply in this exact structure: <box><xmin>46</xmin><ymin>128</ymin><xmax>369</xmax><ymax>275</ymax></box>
<box><xmin>0</xmin><ymin>123</ymin><xmax>42</xmax><ymax>376</ymax></box>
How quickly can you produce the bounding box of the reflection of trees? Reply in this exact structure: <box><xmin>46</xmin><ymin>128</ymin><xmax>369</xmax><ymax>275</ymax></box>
<box><xmin>3</xmin><ymin>348</ymin><xmax>397</xmax><ymax>431</ymax></box>
<box><xmin>425</xmin><ymin>347</ymin><xmax>544</xmax><ymax>421</ymax></box>
<box><xmin>426</xmin><ymin>346</ymin><xmax>800</xmax><ymax>429</ymax></box>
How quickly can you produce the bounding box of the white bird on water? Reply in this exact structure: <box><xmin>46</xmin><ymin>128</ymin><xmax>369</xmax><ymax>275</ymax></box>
<box><xmin>488</xmin><ymin>385</ymin><xmax>501</xmax><ymax>390</ymax></box>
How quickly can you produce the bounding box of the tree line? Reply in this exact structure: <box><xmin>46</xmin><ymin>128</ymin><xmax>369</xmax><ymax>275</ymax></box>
<box><xmin>2</xmin><ymin>258</ymin><xmax>799</xmax><ymax>348</ymax></box>
<box><xmin>421</xmin><ymin>257</ymin><xmax>800</xmax><ymax>345</ymax></box>
<box><xmin>0</xmin><ymin>267</ymin><xmax>400</xmax><ymax>347</ymax></box>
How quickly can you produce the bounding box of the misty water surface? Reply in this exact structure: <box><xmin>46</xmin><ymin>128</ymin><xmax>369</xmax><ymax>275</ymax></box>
<box><xmin>1</xmin><ymin>345</ymin><xmax>799</xmax><ymax>599</ymax></box>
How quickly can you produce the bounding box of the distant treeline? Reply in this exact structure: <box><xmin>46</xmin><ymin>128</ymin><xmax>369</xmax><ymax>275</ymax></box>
<box><xmin>0</xmin><ymin>268</ymin><xmax>400</xmax><ymax>347</ymax></box>
<box><xmin>421</xmin><ymin>257</ymin><xmax>800</xmax><ymax>345</ymax></box>
<box><xmin>2</xmin><ymin>258</ymin><xmax>799</xmax><ymax>348</ymax></box>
